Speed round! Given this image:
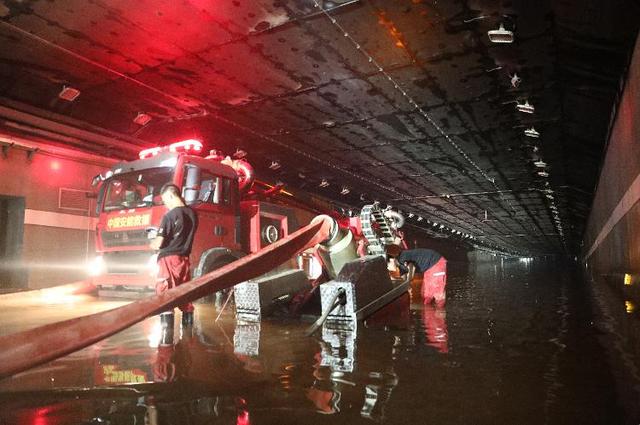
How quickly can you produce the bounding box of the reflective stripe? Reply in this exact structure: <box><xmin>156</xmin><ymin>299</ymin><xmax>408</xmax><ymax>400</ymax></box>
<box><xmin>433</xmin><ymin>272</ymin><xmax>445</xmax><ymax>276</ymax></box>
<box><xmin>586</xmin><ymin>172</ymin><xmax>640</xmax><ymax>259</ymax></box>
<box><xmin>24</xmin><ymin>209</ymin><xmax>97</xmax><ymax>230</ymax></box>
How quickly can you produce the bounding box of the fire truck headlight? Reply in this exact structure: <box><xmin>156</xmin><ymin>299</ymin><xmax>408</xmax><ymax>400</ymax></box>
<box><xmin>87</xmin><ymin>256</ymin><xmax>106</xmax><ymax>277</ymax></box>
<box><xmin>148</xmin><ymin>253</ymin><xmax>159</xmax><ymax>276</ymax></box>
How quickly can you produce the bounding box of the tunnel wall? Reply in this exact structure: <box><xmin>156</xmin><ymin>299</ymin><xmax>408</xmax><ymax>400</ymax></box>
<box><xmin>0</xmin><ymin>139</ymin><xmax>112</xmax><ymax>289</ymax></box>
<box><xmin>582</xmin><ymin>34</ymin><xmax>640</xmax><ymax>411</ymax></box>
<box><xmin>583</xmin><ymin>33</ymin><xmax>640</xmax><ymax>290</ymax></box>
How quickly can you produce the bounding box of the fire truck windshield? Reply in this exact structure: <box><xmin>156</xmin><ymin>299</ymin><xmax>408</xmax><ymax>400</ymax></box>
<box><xmin>102</xmin><ymin>167</ymin><xmax>173</xmax><ymax>211</ymax></box>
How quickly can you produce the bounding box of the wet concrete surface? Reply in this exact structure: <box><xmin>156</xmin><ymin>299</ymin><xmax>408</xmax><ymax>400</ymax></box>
<box><xmin>0</xmin><ymin>259</ymin><xmax>630</xmax><ymax>424</ymax></box>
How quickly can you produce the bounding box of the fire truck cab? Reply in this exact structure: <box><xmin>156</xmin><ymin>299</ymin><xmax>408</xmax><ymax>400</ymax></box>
<box><xmin>89</xmin><ymin>139</ymin><xmax>308</xmax><ymax>291</ymax></box>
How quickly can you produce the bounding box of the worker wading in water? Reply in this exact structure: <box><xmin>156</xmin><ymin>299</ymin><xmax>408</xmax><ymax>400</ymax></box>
<box><xmin>387</xmin><ymin>246</ymin><xmax>447</xmax><ymax>307</ymax></box>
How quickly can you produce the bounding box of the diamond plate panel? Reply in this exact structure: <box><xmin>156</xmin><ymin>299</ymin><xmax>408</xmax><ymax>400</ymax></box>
<box><xmin>234</xmin><ymin>269</ymin><xmax>309</xmax><ymax>322</ymax></box>
<box><xmin>234</xmin><ymin>281</ymin><xmax>261</xmax><ymax>321</ymax></box>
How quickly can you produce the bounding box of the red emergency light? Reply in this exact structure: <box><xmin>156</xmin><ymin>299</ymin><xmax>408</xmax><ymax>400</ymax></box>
<box><xmin>169</xmin><ymin>139</ymin><xmax>203</xmax><ymax>153</ymax></box>
<box><xmin>138</xmin><ymin>139</ymin><xmax>203</xmax><ymax>159</ymax></box>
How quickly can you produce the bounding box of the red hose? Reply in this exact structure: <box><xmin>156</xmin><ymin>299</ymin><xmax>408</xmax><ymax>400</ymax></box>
<box><xmin>0</xmin><ymin>216</ymin><xmax>333</xmax><ymax>380</ymax></box>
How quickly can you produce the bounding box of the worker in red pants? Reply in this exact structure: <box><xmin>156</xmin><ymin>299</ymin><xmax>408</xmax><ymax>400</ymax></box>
<box><xmin>387</xmin><ymin>247</ymin><xmax>447</xmax><ymax>307</ymax></box>
<box><xmin>150</xmin><ymin>184</ymin><xmax>198</xmax><ymax>327</ymax></box>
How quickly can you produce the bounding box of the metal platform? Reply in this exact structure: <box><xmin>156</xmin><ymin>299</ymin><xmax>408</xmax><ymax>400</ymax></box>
<box><xmin>319</xmin><ymin>256</ymin><xmax>411</xmax><ymax>330</ymax></box>
<box><xmin>234</xmin><ymin>268</ymin><xmax>309</xmax><ymax>321</ymax></box>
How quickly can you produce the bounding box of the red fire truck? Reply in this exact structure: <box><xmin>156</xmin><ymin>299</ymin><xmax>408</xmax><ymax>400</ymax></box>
<box><xmin>88</xmin><ymin>139</ymin><xmax>316</xmax><ymax>291</ymax></box>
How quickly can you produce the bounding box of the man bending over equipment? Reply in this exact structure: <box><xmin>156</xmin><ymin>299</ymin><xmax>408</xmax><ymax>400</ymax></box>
<box><xmin>387</xmin><ymin>246</ymin><xmax>447</xmax><ymax>307</ymax></box>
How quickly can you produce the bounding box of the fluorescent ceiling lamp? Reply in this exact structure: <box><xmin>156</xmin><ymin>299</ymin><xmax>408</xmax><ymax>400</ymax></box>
<box><xmin>516</xmin><ymin>101</ymin><xmax>534</xmax><ymax>113</ymax></box>
<box><xmin>488</xmin><ymin>24</ymin><xmax>514</xmax><ymax>43</ymax></box>
<box><xmin>524</xmin><ymin>127</ymin><xmax>540</xmax><ymax>138</ymax></box>
<box><xmin>58</xmin><ymin>85</ymin><xmax>80</xmax><ymax>101</ymax></box>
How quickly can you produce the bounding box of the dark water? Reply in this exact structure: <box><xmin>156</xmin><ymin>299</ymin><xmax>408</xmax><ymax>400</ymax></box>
<box><xmin>0</xmin><ymin>260</ymin><xmax>628</xmax><ymax>424</ymax></box>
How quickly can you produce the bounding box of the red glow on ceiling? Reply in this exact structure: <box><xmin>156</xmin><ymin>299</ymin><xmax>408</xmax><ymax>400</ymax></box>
<box><xmin>377</xmin><ymin>11</ymin><xmax>408</xmax><ymax>50</ymax></box>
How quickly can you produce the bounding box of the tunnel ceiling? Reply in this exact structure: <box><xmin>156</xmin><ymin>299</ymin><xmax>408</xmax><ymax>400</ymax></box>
<box><xmin>0</xmin><ymin>0</ymin><xmax>638</xmax><ymax>256</ymax></box>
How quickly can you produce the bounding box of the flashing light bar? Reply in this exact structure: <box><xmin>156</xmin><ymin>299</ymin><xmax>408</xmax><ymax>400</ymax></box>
<box><xmin>138</xmin><ymin>139</ymin><xmax>203</xmax><ymax>159</ymax></box>
<box><xmin>169</xmin><ymin>139</ymin><xmax>202</xmax><ymax>153</ymax></box>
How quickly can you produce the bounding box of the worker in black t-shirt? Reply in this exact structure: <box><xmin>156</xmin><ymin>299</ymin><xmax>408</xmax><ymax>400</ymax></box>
<box><xmin>150</xmin><ymin>184</ymin><xmax>198</xmax><ymax>330</ymax></box>
<box><xmin>387</xmin><ymin>246</ymin><xmax>448</xmax><ymax>307</ymax></box>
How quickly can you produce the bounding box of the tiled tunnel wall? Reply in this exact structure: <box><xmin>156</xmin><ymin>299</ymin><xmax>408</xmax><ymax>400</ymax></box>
<box><xmin>584</xmin><ymin>33</ymin><xmax>640</xmax><ymax>300</ymax></box>
<box><xmin>0</xmin><ymin>142</ymin><xmax>110</xmax><ymax>289</ymax></box>
<box><xmin>582</xmin><ymin>33</ymin><xmax>640</xmax><ymax>410</ymax></box>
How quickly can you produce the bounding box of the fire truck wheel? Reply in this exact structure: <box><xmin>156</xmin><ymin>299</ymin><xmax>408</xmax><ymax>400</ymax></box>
<box><xmin>193</xmin><ymin>248</ymin><xmax>244</xmax><ymax>304</ymax></box>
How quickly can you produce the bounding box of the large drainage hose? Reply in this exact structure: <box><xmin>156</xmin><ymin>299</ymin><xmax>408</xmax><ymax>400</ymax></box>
<box><xmin>0</xmin><ymin>216</ymin><xmax>333</xmax><ymax>380</ymax></box>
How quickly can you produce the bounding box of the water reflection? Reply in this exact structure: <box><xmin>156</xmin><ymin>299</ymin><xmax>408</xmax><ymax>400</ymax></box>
<box><xmin>361</xmin><ymin>370</ymin><xmax>398</xmax><ymax>422</ymax></box>
<box><xmin>422</xmin><ymin>305</ymin><xmax>449</xmax><ymax>353</ymax></box>
<box><xmin>234</xmin><ymin>321</ymin><xmax>261</xmax><ymax>357</ymax></box>
<box><xmin>321</xmin><ymin>325</ymin><xmax>356</xmax><ymax>373</ymax></box>
<box><xmin>0</xmin><ymin>261</ymin><xmax>631</xmax><ymax>424</ymax></box>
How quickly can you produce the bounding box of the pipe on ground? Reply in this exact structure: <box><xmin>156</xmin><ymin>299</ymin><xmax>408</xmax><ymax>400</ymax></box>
<box><xmin>0</xmin><ymin>216</ymin><xmax>333</xmax><ymax>380</ymax></box>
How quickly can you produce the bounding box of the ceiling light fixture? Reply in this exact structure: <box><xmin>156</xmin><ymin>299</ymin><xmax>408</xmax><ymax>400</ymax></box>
<box><xmin>534</xmin><ymin>160</ymin><xmax>547</xmax><ymax>168</ymax></box>
<box><xmin>319</xmin><ymin>179</ymin><xmax>330</xmax><ymax>188</ymax></box>
<box><xmin>524</xmin><ymin>127</ymin><xmax>540</xmax><ymax>138</ymax></box>
<box><xmin>516</xmin><ymin>101</ymin><xmax>535</xmax><ymax>114</ymax></box>
<box><xmin>233</xmin><ymin>148</ymin><xmax>247</xmax><ymax>159</ymax></box>
<box><xmin>133</xmin><ymin>113</ymin><xmax>152</xmax><ymax>126</ymax></box>
<box><xmin>510</xmin><ymin>73</ymin><xmax>522</xmax><ymax>88</ymax></box>
<box><xmin>488</xmin><ymin>23</ymin><xmax>514</xmax><ymax>44</ymax></box>
<box><xmin>269</xmin><ymin>161</ymin><xmax>281</xmax><ymax>170</ymax></box>
<box><xmin>340</xmin><ymin>186</ymin><xmax>350</xmax><ymax>195</ymax></box>
<box><xmin>58</xmin><ymin>85</ymin><xmax>80</xmax><ymax>102</ymax></box>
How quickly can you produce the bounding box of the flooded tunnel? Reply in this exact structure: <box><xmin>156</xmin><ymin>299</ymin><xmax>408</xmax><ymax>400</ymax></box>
<box><xmin>0</xmin><ymin>0</ymin><xmax>639</xmax><ymax>424</ymax></box>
